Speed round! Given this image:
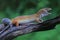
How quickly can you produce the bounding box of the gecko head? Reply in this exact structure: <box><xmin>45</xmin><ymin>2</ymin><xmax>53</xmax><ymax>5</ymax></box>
<box><xmin>43</xmin><ymin>8</ymin><xmax>52</xmax><ymax>11</ymax></box>
<box><xmin>40</xmin><ymin>8</ymin><xmax>52</xmax><ymax>17</ymax></box>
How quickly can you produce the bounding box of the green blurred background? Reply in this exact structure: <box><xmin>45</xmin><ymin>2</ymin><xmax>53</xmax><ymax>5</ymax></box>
<box><xmin>0</xmin><ymin>0</ymin><xmax>60</xmax><ymax>40</ymax></box>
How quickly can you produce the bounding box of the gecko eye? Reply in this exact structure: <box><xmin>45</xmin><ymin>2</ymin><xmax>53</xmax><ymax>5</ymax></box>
<box><xmin>45</xmin><ymin>8</ymin><xmax>52</xmax><ymax>12</ymax></box>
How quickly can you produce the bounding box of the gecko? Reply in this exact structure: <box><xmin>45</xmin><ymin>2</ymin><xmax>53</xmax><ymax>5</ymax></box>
<box><xmin>11</xmin><ymin>8</ymin><xmax>52</xmax><ymax>26</ymax></box>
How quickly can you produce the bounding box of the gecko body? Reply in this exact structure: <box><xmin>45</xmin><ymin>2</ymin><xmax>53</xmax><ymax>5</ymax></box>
<box><xmin>12</xmin><ymin>8</ymin><xmax>52</xmax><ymax>26</ymax></box>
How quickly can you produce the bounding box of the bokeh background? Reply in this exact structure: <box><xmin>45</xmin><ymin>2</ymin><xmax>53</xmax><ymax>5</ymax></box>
<box><xmin>0</xmin><ymin>0</ymin><xmax>60</xmax><ymax>40</ymax></box>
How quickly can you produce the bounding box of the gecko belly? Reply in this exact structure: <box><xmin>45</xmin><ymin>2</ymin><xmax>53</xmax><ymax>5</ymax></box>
<box><xmin>19</xmin><ymin>19</ymin><xmax>35</xmax><ymax>23</ymax></box>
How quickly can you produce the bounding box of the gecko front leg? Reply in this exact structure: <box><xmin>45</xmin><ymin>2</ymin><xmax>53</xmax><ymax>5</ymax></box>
<box><xmin>40</xmin><ymin>19</ymin><xmax>44</xmax><ymax>23</ymax></box>
<box><xmin>35</xmin><ymin>18</ymin><xmax>43</xmax><ymax>23</ymax></box>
